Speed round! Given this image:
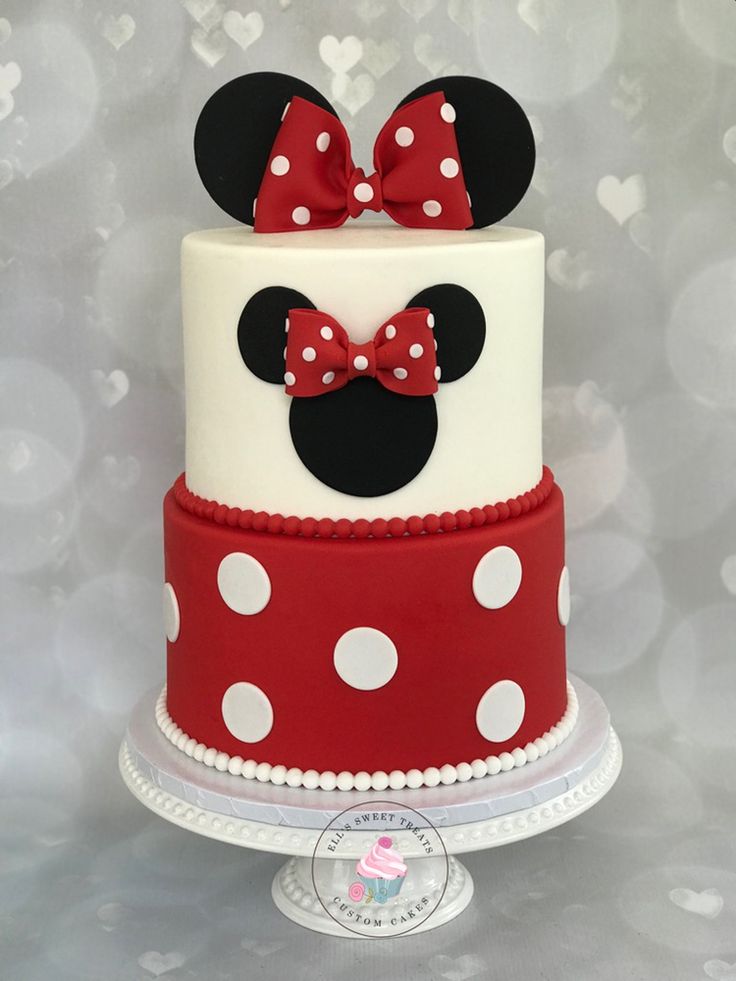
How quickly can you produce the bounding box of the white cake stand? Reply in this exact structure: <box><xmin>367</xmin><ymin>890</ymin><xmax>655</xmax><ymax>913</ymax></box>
<box><xmin>119</xmin><ymin>675</ymin><xmax>621</xmax><ymax>938</ymax></box>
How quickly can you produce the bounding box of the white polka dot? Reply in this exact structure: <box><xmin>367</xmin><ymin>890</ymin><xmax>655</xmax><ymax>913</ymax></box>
<box><xmin>423</xmin><ymin>200</ymin><xmax>442</xmax><ymax>218</ymax></box>
<box><xmin>472</xmin><ymin>545</ymin><xmax>522</xmax><ymax>609</ymax></box>
<box><xmin>284</xmin><ymin>371</ymin><xmax>296</xmax><ymax>386</ymax></box>
<box><xmin>283</xmin><ymin>347</ymin><xmax>287</xmax><ymax>360</ymax></box>
<box><xmin>322</xmin><ymin>371</ymin><xmax>335</xmax><ymax>385</ymax></box>
<box><xmin>434</xmin><ymin>365</ymin><xmax>441</xmax><ymax>381</ymax></box>
<box><xmin>353</xmin><ymin>182</ymin><xmax>374</xmax><ymax>203</ymax></box>
<box><xmin>433</xmin><ymin>338</ymin><xmax>438</xmax><ymax>350</ymax></box>
<box><xmin>385</xmin><ymin>324</ymin><xmax>397</xmax><ymax>340</ymax></box>
<box><xmin>353</xmin><ymin>355</ymin><xmax>368</xmax><ymax>371</ymax></box>
<box><xmin>427</xmin><ymin>313</ymin><xmax>435</xmax><ymax>328</ymax></box>
<box><xmin>333</xmin><ymin>627</ymin><xmax>398</xmax><ymax>691</ymax></box>
<box><xmin>291</xmin><ymin>206</ymin><xmax>310</xmax><ymax>226</ymax></box>
<box><xmin>281</xmin><ymin>101</ymin><xmax>290</xmax><ymax>121</ymax></box>
<box><xmin>440</xmin><ymin>157</ymin><xmax>459</xmax><ymax>178</ymax></box>
<box><xmin>221</xmin><ymin>682</ymin><xmax>273</xmax><ymax>743</ymax></box>
<box><xmin>467</xmin><ymin>190</ymin><xmax>472</xmax><ymax>208</ymax></box>
<box><xmin>252</xmin><ymin>197</ymin><xmax>257</xmax><ymax>217</ymax></box>
<box><xmin>217</xmin><ymin>552</ymin><xmax>271</xmax><ymax>615</ymax></box>
<box><xmin>409</xmin><ymin>343</ymin><xmax>424</xmax><ymax>359</ymax></box>
<box><xmin>316</xmin><ymin>131</ymin><xmax>330</xmax><ymax>152</ymax></box>
<box><xmin>395</xmin><ymin>126</ymin><xmax>414</xmax><ymax>147</ymax></box>
<box><xmin>393</xmin><ymin>367</ymin><xmax>408</xmax><ymax>380</ymax></box>
<box><xmin>163</xmin><ymin>582</ymin><xmax>180</xmax><ymax>643</ymax></box>
<box><xmin>302</xmin><ymin>346</ymin><xmax>317</xmax><ymax>362</ymax></box>
<box><xmin>320</xmin><ymin>325</ymin><xmax>333</xmax><ymax>340</ymax></box>
<box><xmin>476</xmin><ymin>680</ymin><xmax>525</xmax><ymax>743</ymax></box>
<box><xmin>284</xmin><ymin>317</ymin><xmax>289</xmax><ymax>333</ymax></box>
<box><xmin>270</xmin><ymin>154</ymin><xmax>290</xmax><ymax>176</ymax></box>
<box><xmin>557</xmin><ymin>566</ymin><xmax>571</xmax><ymax>626</ymax></box>
<box><xmin>440</xmin><ymin>102</ymin><xmax>456</xmax><ymax>123</ymax></box>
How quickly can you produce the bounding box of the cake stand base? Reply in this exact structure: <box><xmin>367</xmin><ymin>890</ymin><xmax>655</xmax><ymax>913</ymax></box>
<box><xmin>119</xmin><ymin>675</ymin><xmax>621</xmax><ymax>938</ymax></box>
<box><xmin>271</xmin><ymin>853</ymin><xmax>474</xmax><ymax>937</ymax></box>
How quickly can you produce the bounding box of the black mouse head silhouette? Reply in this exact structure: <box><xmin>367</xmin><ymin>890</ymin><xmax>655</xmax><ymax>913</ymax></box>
<box><xmin>236</xmin><ymin>283</ymin><xmax>486</xmax><ymax>497</ymax></box>
<box><xmin>194</xmin><ymin>72</ymin><xmax>535</xmax><ymax>497</ymax></box>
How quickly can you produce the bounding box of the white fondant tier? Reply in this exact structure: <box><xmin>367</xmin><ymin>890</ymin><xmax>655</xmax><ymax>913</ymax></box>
<box><xmin>182</xmin><ymin>224</ymin><xmax>544</xmax><ymax>520</ymax></box>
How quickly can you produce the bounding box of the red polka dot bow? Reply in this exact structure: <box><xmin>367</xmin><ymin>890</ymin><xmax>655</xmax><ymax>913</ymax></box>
<box><xmin>284</xmin><ymin>307</ymin><xmax>440</xmax><ymax>398</ymax></box>
<box><xmin>254</xmin><ymin>91</ymin><xmax>473</xmax><ymax>232</ymax></box>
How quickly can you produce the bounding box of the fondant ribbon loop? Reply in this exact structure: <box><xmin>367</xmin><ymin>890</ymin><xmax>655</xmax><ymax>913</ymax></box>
<box><xmin>254</xmin><ymin>92</ymin><xmax>473</xmax><ymax>232</ymax></box>
<box><xmin>284</xmin><ymin>307</ymin><xmax>439</xmax><ymax>398</ymax></box>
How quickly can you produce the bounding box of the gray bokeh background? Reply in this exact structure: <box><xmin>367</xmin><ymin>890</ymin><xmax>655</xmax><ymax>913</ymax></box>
<box><xmin>2</xmin><ymin>1</ymin><xmax>735</xmax><ymax>978</ymax></box>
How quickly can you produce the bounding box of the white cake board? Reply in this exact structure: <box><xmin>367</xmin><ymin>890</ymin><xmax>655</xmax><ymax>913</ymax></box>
<box><xmin>119</xmin><ymin>675</ymin><xmax>621</xmax><ymax>938</ymax></box>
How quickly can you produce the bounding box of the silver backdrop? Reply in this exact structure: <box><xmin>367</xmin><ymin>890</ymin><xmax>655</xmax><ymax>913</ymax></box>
<box><xmin>2</xmin><ymin>1</ymin><xmax>736</xmax><ymax>978</ymax></box>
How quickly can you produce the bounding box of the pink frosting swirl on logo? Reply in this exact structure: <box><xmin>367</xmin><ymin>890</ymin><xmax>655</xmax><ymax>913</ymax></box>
<box><xmin>355</xmin><ymin>835</ymin><xmax>407</xmax><ymax>880</ymax></box>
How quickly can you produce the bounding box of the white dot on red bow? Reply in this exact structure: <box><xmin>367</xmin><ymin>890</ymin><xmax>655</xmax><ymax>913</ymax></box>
<box><xmin>385</xmin><ymin>324</ymin><xmax>397</xmax><ymax>339</ymax></box>
<box><xmin>322</xmin><ymin>371</ymin><xmax>335</xmax><ymax>385</ymax></box>
<box><xmin>302</xmin><ymin>347</ymin><xmax>317</xmax><ymax>362</ymax></box>
<box><xmin>409</xmin><ymin>343</ymin><xmax>424</xmax><ymax>359</ymax></box>
<box><xmin>353</xmin><ymin>182</ymin><xmax>374</xmax><ymax>203</ymax></box>
<box><xmin>316</xmin><ymin>131</ymin><xmax>330</xmax><ymax>152</ymax></box>
<box><xmin>252</xmin><ymin>197</ymin><xmax>257</xmax><ymax>217</ymax></box>
<box><xmin>393</xmin><ymin>367</ymin><xmax>408</xmax><ymax>380</ymax></box>
<box><xmin>271</xmin><ymin>155</ymin><xmax>290</xmax><ymax>176</ymax></box>
<box><xmin>434</xmin><ymin>365</ymin><xmax>442</xmax><ymax>381</ymax></box>
<box><xmin>320</xmin><ymin>325</ymin><xmax>333</xmax><ymax>340</ymax></box>
<box><xmin>353</xmin><ymin>355</ymin><xmax>369</xmax><ymax>371</ymax></box>
<box><xmin>281</xmin><ymin>101</ymin><xmax>290</xmax><ymax>121</ymax></box>
<box><xmin>423</xmin><ymin>200</ymin><xmax>442</xmax><ymax>218</ymax></box>
<box><xmin>395</xmin><ymin>126</ymin><xmax>414</xmax><ymax>147</ymax></box>
<box><xmin>440</xmin><ymin>102</ymin><xmax>456</xmax><ymax>123</ymax></box>
<box><xmin>284</xmin><ymin>371</ymin><xmax>296</xmax><ymax>386</ymax></box>
<box><xmin>426</xmin><ymin>313</ymin><xmax>435</xmax><ymax>328</ymax></box>
<box><xmin>284</xmin><ymin>317</ymin><xmax>290</xmax><ymax>332</ymax></box>
<box><xmin>291</xmin><ymin>206</ymin><xmax>310</xmax><ymax>225</ymax></box>
<box><xmin>440</xmin><ymin>157</ymin><xmax>459</xmax><ymax>178</ymax></box>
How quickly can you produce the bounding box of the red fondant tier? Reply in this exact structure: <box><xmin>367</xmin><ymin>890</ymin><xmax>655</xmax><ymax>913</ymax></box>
<box><xmin>163</xmin><ymin>480</ymin><xmax>568</xmax><ymax>775</ymax></box>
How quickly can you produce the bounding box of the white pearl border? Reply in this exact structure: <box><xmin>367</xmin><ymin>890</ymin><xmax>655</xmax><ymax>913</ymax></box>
<box><xmin>155</xmin><ymin>681</ymin><xmax>578</xmax><ymax>792</ymax></box>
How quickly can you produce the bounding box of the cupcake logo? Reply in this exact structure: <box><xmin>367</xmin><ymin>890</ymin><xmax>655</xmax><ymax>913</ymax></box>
<box><xmin>311</xmin><ymin>799</ymin><xmax>448</xmax><ymax>937</ymax></box>
<box><xmin>351</xmin><ymin>835</ymin><xmax>408</xmax><ymax>904</ymax></box>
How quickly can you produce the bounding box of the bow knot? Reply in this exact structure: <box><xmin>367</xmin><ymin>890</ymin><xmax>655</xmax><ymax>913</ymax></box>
<box><xmin>347</xmin><ymin>339</ymin><xmax>378</xmax><ymax>379</ymax></box>
<box><xmin>346</xmin><ymin>168</ymin><xmax>384</xmax><ymax>219</ymax></box>
<box><xmin>284</xmin><ymin>307</ymin><xmax>439</xmax><ymax>398</ymax></box>
<box><xmin>254</xmin><ymin>92</ymin><xmax>472</xmax><ymax>232</ymax></box>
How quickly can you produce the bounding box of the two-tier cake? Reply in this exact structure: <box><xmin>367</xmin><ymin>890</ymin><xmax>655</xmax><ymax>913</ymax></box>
<box><xmin>156</xmin><ymin>72</ymin><xmax>575</xmax><ymax>792</ymax></box>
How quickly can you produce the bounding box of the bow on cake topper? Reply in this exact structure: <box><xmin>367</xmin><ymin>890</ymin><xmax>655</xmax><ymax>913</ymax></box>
<box><xmin>194</xmin><ymin>72</ymin><xmax>536</xmax><ymax>232</ymax></box>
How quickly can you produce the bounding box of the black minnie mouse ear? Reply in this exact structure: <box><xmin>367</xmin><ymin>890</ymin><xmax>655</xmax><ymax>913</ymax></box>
<box><xmin>397</xmin><ymin>76</ymin><xmax>535</xmax><ymax>229</ymax></box>
<box><xmin>194</xmin><ymin>72</ymin><xmax>337</xmax><ymax>224</ymax></box>
<box><xmin>238</xmin><ymin>286</ymin><xmax>315</xmax><ymax>382</ymax></box>
<box><xmin>407</xmin><ymin>284</ymin><xmax>485</xmax><ymax>382</ymax></box>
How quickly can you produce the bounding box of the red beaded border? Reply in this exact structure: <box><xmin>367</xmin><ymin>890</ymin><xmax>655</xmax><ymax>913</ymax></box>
<box><xmin>172</xmin><ymin>466</ymin><xmax>554</xmax><ymax>539</ymax></box>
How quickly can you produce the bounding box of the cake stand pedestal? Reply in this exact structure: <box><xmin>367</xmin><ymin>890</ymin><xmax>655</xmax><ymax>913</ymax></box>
<box><xmin>119</xmin><ymin>675</ymin><xmax>621</xmax><ymax>938</ymax></box>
